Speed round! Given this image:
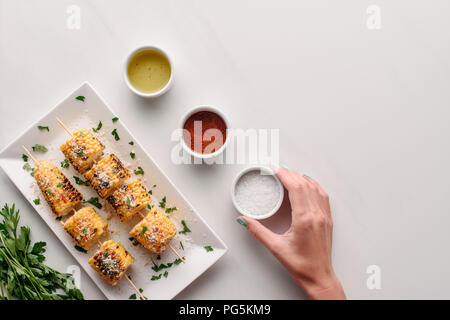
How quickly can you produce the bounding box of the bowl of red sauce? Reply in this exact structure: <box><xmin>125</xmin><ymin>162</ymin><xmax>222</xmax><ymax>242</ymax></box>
<box><xmin>180</xmin><ymin>105</ymin><xmax>230</xmax><ymax>159</ymax></box>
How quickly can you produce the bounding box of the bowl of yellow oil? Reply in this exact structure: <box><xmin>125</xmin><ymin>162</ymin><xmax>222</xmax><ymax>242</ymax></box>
<box><xmin>124</xmin><ymin>45</ymin><xmax>173</xmax><ymax>98</ymax></box>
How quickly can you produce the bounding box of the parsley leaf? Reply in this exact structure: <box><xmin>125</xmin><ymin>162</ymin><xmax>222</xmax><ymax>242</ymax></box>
<box><xmin>129</xmin><ymin>141</ymin><xmax>134</xmax><ymax>145</ymax></box>
<box><xmin>130</xmin><ymin>152</ymin><xmax>135</xmax><ymax>159</ymax></box>
<box><xmin>83</xmin><ymin>197</ymin><xmax>102</xmax><ymax>209</ymax></box>
<box><xmin>33</xmin><ymin>199</ymin><xmax>40</xmax><ymax>205</ymax></box>
<box><xmin>75</xmin><ymin>96</ymin><xmax>85</xmax><ymax>102</ymax></box>
<box><xmin>112</xmin><ymin>117</ymin><xmax>119</xmax><ymax>123</ymax></box>
<box><xmin>179</xmin><ymin>220</ymin><xmax>191</xmax><ymax>234</ymax></box>
<box><xmin>151</xmin><ymin>274</ymin><xmax>162</xmax><ymax>281</ymax></box>
<box><xmin>163</xmin><ymin>271</ymin><xmax>169</xmax><ymax>278</ymax></box>
<box><xmin>73</xmin><ymin>176</ymin><xmax>89</xmax><ymax>186</ymax></box>
<box><xmin>31</xmin><ymin>144</ymin><xmax>48</xmax><ymax>153</ymax></box>
<box><xmin>159</xmin><ymin>196</ymin><xmax>166</xmax><ymax>209</ymax></box>
<box><xmin>129</xmin><ymin>293</ymin><xmax>136</xmax><ymax>300</ymax></box>
<box><xmin>140</xmin><ymin>226</ymin><xmax>147</xmax><ymax>236</ymax></box>
<box><xmin>180</xmin><ymin>241</ymin><xmax>184</xmax><ymax>250</ymax></box>
<box><xmin>61</xmin><ymin>159</ymin><xmax>69</xmax><ymax>168</ymax></box>
<box><xmin>111</xmin><ymin>128</ymin><xmax>120</xmax><ymax>141</ymax></box>
<box><xmin>92</xmin><ymin>121</ymin><xmax>102</xmax><ymax>132</ymax></box>
<box><xmin>134</xmin><ymin>166</ymin><xmax>144</xmax><ymax>175</ymax></box>
<box><xmin>165</xmin><ymin>206</ymin><xmax>177</xmax><ymax>214</ymax></box>
<box><xmin>74</xmin><ymin>245</ymin><xmax>87</xmax><ymax>253</ymax></box>
<box><xmin>204</xmin><ymin>246</ymin><xmax>214</xmax><ymax>252</ymax></box>
<box><xmin>22</xmin><ymin>154</ymin><xmax>28</xmax><ymax>162</ymax></box>
<box><xmin>23</xmin><ymin>163</ymin><xmax>32</xmax><ymax>172</ymax></box>
<box><xmin>37</xmin><ymin>126</ymin><xmax>49</xmax><ymax>132</ymax></box>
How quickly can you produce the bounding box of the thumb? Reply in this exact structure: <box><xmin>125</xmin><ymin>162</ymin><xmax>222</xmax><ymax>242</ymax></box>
<box><xmin>237</xmin><ymin>216</ymin><xmax>281</xmax><ymax>253</ymax></box>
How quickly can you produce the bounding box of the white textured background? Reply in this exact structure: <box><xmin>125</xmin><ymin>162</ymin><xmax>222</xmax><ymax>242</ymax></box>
<box><xmin>1</xmin><ymin>0</ymin><xmax>449</xmax><ymax>299</ymax></box>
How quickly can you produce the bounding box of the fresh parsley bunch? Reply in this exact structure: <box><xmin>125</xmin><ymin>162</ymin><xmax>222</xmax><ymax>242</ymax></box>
<box><xmin>0</xmin><ymin>204</ymin><xmax>84</xmax><ymax>300</ymax></box>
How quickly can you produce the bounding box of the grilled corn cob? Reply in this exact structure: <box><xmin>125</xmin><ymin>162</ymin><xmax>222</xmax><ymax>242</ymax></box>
<box><xmin>60</xmin><ymin>129</ymin><xmax>105</xmax><ymax>174</ymax></box>
<box><xmin>63</xmin><ymin>207</ymin><xmax>108</xmax><ymax>250</ymax></box>
<box><xmin>34</xmin><ymin>160</ymin><xmax>83</xmax><ymax>216</ymax></box>
<box><xmin>84</xmin><ymin>154</ymin><xmax>130</xmax><ymax>198</ymax></box>
<box><xmin>88</xmin><ymin>240</ymin><xmax>134</xmax><ymax>285</ymax></box>
<box><xmin>106</xmin><ymin>179</ymin><xmax>152</xmax><ymax>222</ymax></box>
<box><xmin>129</xmin><ymin>207</ymin><xmax>177</xmax><ymax>254</ymax></box>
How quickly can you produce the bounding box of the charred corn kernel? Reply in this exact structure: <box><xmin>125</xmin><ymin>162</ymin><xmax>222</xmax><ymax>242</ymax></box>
<box><xmin>34</xmin><ymin>160</ymin><xmax>83</xmax><ymax>216</ymax></box>
<box><xmin>106</xmin><ymin>179</ymin><xmax>152</xmax><ymax>222</ymax></box>
<box><xmin>84</xmin><ymin>154</ymin><xmax>130</xmax><ymax>198</ymax></box>
<box><xmin>63</xmin><ymin>207</ymin><xmax>108</xmax><ymax>250</ymax></box>
<box><xmin>129</xmin><ymin>207</ymin><xmax>177</xmax><ymax>254</ymax></box>
<box><xmin>60</xmin><ymin>129</ymin><xmax>105</xmax><ymax>174</ymax></box>
<box><xmin>88</xmin><ymin>240</ymin><xmax>133</xmax><ymax>286</ymax></box>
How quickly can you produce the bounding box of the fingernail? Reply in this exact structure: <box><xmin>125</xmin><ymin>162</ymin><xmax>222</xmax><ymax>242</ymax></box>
<box><xmin>281</xmin><ymin>165</ymin><xmax>291</xmax><ymax>170</ymax></box>
<box><xmin>303</xmin><ymin>172</ymin><xmax>312</xmax><ymax>179</ymax></box>
<box><xmin>236</xmin><ymin>217</ymin><xmax>248</xmax><ymax>228</ymax></box>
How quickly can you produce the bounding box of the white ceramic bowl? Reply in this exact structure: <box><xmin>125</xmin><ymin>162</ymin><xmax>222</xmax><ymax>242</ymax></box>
<box><xmin>179</xmin><ymin>105</ymin><xmax>230</xmax><ymax>160</ymax></box>
<box><xmin>124</xmin><ymin>45</ymin><xmax>173</xmax><ymax>98</ymax></box>
<box><xmin>231</xmin><ymin>165</ymin><xmax>284</xmax><ymax>220</ymax></box>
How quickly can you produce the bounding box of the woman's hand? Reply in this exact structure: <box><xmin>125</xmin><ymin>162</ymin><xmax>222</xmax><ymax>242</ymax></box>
<box><xmin>236</xmin><ymin>168</ymin><xmax>346</xmax><ymax>300</ymax></box>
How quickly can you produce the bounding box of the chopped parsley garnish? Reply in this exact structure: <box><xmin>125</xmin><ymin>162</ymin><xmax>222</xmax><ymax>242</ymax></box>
<box><xmin>130</xmin><ymin>152</ymin><xmax>135</xmax><ymax>159</ymax></box>
<box><xmin>79</xmin><ymin>131</ymin><xmax>85</xmax><ymax>137</ymax></box>
<box><xmin>159</xmin><ymin>196</ymin><xmax>166</xmax><ymax>209</ymax></box>
<box><xmin>163</xmin><ymin>271</ymin><xmax>169</xmax><ymax>278</ymax></box>
<box><xmin>151</xmin><ymin>257</ymin><xmax>184</xmax><ymax>272</ymax></box>
<box><xmin>104</xmin><ymin>249</ymin><xmax>108</xmax><ymax>258</ymax></box>
<box><xmin>204</xmin><ymin>246</ymin><xmax>214</xmax><ymax>252</ymax></box>
<box><xmin>31</xmin><ymin>144</ymin><xmax>48</xmax><ymax>153</ymax></box>
<box><xmin>165</xmin><ymin>206</ymin><xmax>177</xmax><ymax>214</ymax></box>
<box><xmin>148</xmin><ymin>190</ymin><xmax>152</xmax><ymax>195</ymax></box>
<box><xmin>179</xmin><ymin>220</ymin><xmax>191</xmax><ymax>234</ymax></box>
<box><xmin>33</xmin><ymin>199</ymin><xmax>40</xmax><ymax>205</ymax></box>
<box><xmin>73</xmin><ymin>176</ymin><xmax>89</xmax><ymax>186</ymax></box>
<box><xmin>147</xmin><ymin>204</ymin><xmax>154</xmax><ymax>210</ymax></box>
<box><xmin>128</xmin><ymin>237</ymin><xmax>139</xmax><ymax>246</ymax></box>
<box><xmin>74</xmin><ymin>245</ymin><xmax>87</xmax><ymax>253</ymax></box>
<box><xmin>112</xmin><ymin>117</ymin><xmax>119</xmax><ymax>123</ymax></box>
<box><xmin>30</xmin><ymin>168</ymin><xmax>35</xmax><ymax>177</ymax></box>
<box><xmin>76</xmin><ymin>150</ymin><xmax>84</xmax><ymax>157</ymax></box>
<box><xmin>38</xmin><ymin>126</ymin><xmax>49</xmax><ymax>132</ymax></box>
<box><xmin>56</xmin><ymin>182</ymin><xmax>62</xmax><ymax>188</ymax></box>
<box><xmin>134</xmin><ymin>166</ymin><xmax>144</xmax><ymax>175</ymax></box>
<box><xmin>180</xmin><ymin>241</ymin><xmax>184</xmax><ymax>250</ymax></box>
<box><xmin>22</xmin><ymin>154</ymin><xmax>28</xmax><ymax>162</ymax></box>
<box><xmin>151</xmin><ymin>274</ymin><xmax>162</xmax><ymax>281</ymax></box>
<box><xmin>126</xmin><ymin>197</ymin><xmax>131</xmax><ymax>208</ymax></box>
<box><xmin>83</xmin><ymin>197</ymin><xmax>102</xmax><ymax>209</ymax></box>
<box><xmin>92</xmin><ymin>121</ymin><xmax>102</xmax><ymax>132</ymax></box>
<box><xmin>157</xmin><ymin>255</ymin><xmax>161</xmax><ymax>260</ymax></box>
<box><xmin>23</xmin><ymin>163</ymin><xmax>32</xmax><ymax>172</ymax></box>
<box><xmin>46</xmin><ymin>189</ymin><xmax>53</xmax><ymax>195</ymax></box>
<box><xmin>55</xmin><ymin>216</ymin><xmax>62</xmax><ymax>221</ymax></box>
<box><xmin>60</xmin><ymin>159</ymin><xmax>69</xmax><ymax>168</ymax></box>
<box><xmin>82</xmin><ymin>227</ymin><xmax>88</xmax><ymax>234</ymax></box>
<box><xmin>129</xmin><ymin>293</ymin><xmax>136</xmax><ymax>300</ymax></box>
<box><xmin>75</xmin><ymin>96</ymin><xmax>85</xmax><ymax>102</ymax></box>
<box><xmin>140</xmin><ymin>226</ymin><xmax>147</xmax><ymax>236</ymax></box>
<box><xmin>129</xmin><ymin>141</ymin><xmax>134</xmax><ymax>145</ymax></box>
<box><xmin>111</xmin><ymin>128</ymin><xmax>120</xmax><ymax>141</ymax></box>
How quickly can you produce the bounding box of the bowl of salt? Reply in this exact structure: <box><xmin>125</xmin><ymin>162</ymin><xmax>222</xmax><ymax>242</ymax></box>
<box><xmin>231</xmin><ymin>166</ymin><xmax>284</xmax><ymax>220</ymax></box>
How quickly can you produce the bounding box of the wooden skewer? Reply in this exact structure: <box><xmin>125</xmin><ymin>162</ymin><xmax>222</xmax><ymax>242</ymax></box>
<box><xmin>96</xmin><ymin>240</ymin><xmax>145</xmax><ymax>300</ymax></box>
<box><xmin>56</xmin><ymin>117</ymin><xmax>73</xmax><ymax>137</ymax></box>
<box><xmin>22</xmin><ymin>146</ymin><xmax>38</xmax><ymax>166</ymax></box>
<box><xmin>138</xmin><ymin>212</ymin><xmax>185</xmax><ymax>263</ymax></box>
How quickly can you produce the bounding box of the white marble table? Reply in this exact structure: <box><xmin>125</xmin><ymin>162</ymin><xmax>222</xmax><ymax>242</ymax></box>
<box><xmin>1</xmin><ymin>0</ymin><xmax>449</xmax><ymax>299</ymax></box>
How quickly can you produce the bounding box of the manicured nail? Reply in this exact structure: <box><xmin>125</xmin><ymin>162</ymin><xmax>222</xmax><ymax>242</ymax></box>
<box><xmin>281</xmin><ymin>165</ymin><xmax>291</xmax><ymax>171</ymax></box>
<box><xmin>303</xmin><ymin>172</ymin><xmax>312</xmax><ymax>179</ymax></box>
<box><xmin>236</xmin><ymin>217</ymin><xmax>248</xmax><ymax>228</ymax></box>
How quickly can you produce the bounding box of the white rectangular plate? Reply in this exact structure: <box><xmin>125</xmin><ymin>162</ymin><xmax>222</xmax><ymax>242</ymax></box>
<box><xmin>0</xmin><ymin>82</ymin><xmax>227</xmax><ymax>300</ymax></box>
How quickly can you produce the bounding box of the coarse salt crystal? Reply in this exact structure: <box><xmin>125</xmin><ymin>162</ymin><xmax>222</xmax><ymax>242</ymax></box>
<box><xmin>234</xmin><ymin>170</ymin><xmax>281</xmax><ymax>216</ymax></box>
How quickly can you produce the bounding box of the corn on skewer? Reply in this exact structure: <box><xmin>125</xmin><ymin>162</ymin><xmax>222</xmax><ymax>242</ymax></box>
<box><xmin>22</xmin><ymin>146</ymin><xmax>83</xmax><ymax>217</ymax></box>
<box><xmin>135</xmin><ymin>210</ymin><xmax>185</xmax><ymax>263</ymax></box>
<box><xmin>24</xmin><ymin>146</ymin><xmax>146</xmax><ymax>299</ymax></box>
<box><xmin>55</xmin><ymin>119</ymin><xmax>185</xmax><ymax>262</ymax></box>
<box><xmin>94</xmin><ymin>240</ymin><xmax>145</xmax><ymax>300</ymax></box>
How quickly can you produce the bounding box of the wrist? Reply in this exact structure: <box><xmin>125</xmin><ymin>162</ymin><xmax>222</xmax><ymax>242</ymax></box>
<box><xmin>295</xmin><ymin>272</ymin><xmax>346</xmax><ymax>300</ymax></box>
